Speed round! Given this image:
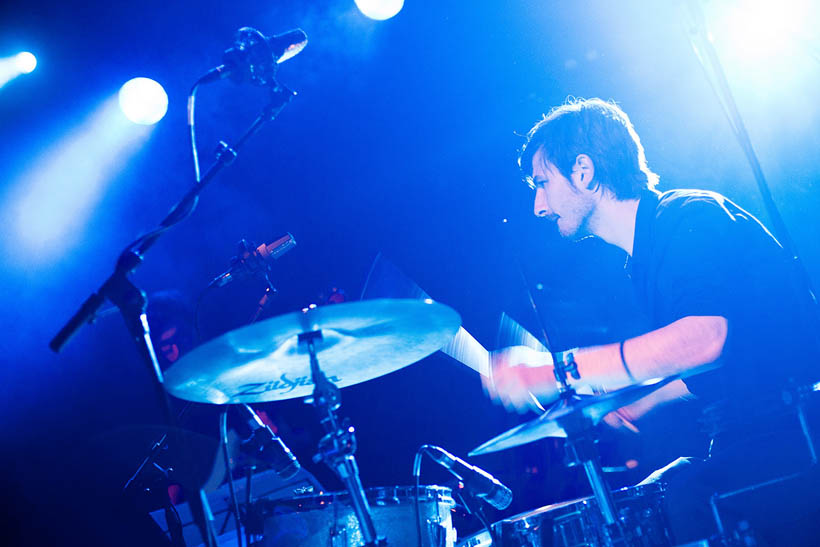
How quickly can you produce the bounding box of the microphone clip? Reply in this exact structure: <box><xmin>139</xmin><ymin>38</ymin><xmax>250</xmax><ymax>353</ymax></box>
<box><xmin>210</xmin><ymin>239</ymin><xmax>272</xmax><ymax>288</ymax></box>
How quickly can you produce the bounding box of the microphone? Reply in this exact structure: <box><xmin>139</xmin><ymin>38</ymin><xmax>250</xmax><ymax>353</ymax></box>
<box><xmin>200</xmin><ymin>27</ymin><xmax>308</xmax><ymax>85</ymax></box>
<box><xmin>425</xmin><ymin>445</ymin><xmax>512</xmax><ymax>510</ymax></box>
<box><xmin>209</xmin><ymin>233</ymin><xmax>296</xmax><ymax>288</ymax></box>
<box><xmin>239</xmin><ymin>404</ymin><xmax>300</xmax><ymax>479</ymax></box>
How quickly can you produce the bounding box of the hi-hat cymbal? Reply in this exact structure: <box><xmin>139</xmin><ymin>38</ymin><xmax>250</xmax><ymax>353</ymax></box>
<box><xmin>469</xmin><ymin>376</ymin><xmax>678</xmax><ymax>456</ymax></box>
<box><xmin>164</xmin><ymin>298</ymin><xmax>460</xmax><ymax>404</ymax></box>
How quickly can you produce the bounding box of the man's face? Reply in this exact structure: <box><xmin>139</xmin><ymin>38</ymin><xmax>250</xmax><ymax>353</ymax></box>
<box><xmin>531</xmin><ymin>148</ymin><xmax>595</xmax><ymax>239</ymax></box>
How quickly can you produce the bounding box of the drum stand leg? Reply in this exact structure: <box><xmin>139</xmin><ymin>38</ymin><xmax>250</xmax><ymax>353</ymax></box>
<box><xmin>564</xmin><ymin>431</ymin><xmax>623</xmax><ymax>543</ymax></box>
<box><xmin>300</xmin><ymin>330</ymin><xmax>385</xmax><ymax>546</ymax></box>
<box><xmin>551</xmin><ymin>353</ymin><xmax>623</xmax><ymax>544</ymax></box>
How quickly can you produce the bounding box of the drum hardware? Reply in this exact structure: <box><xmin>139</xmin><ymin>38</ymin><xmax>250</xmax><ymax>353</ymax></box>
<box><xmin>122</xmin><ymin>402</ymin><xmax>196</xmax><ymax>497</ymax></box>
<box><xmin>249</xmin><ymin>486</ymin><xmax>456</xmax><ymax>547</ymax></box>
<box><xmin>148</xmin><ymin>466</ymin><xmax>323</xmax><ymax>546</ymax></box>
<box><xmin>220</xmin><ymin>408</ymin><xmax>245</xmax><ymax>547</ymax></box>
<box><xmin>127</xmin><ymin>296</ymin><xmax>457</xmax><ymax>546</ymax></box>
<box><xmin>448</xmin><ymin>480</ymin><xmax>498</xmax><ymax>547</ymax></box>
<box><xmin>493</xmin><ymin>483</ymin><xmax>670</xmax><ymax>547</ymax></box>
<box><xmin>238</xmin><ymin>403</ymin><xmax>301</xmax><ymax>479</ymax></box>
<box><xmin>471</xmin><ymin>353</ymin><xmax>678</xmax><ymax>545</ymax></box>
<box><xmin>163</xmin><ymin>299</ymin><xmax>460</xmax><ymax>544</ymax></box>
<box><xmin>163</xmin><ymin>298</ymin><xmax>460</xmax><ymax>404</ymax></box>
<box><xmin>300</xmin><ymin>327</ymin><xmax>383</xmax><ymax>545</ymax></box>
<box><xmin>704</xmin><ymin>380</ymin><xmax>820</xmax><ymax>545</ymax></box>
<box><xmin>415</xmin><ymin>445</ymin><xmax>512</xmax><ymax>547</ymax></box>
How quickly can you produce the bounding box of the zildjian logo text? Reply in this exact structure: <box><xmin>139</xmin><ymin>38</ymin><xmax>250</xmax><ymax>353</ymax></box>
<box><xmin>236</xmin><ymin>373</ymin><xmax>341</xmax><ymax>396</ymax></box>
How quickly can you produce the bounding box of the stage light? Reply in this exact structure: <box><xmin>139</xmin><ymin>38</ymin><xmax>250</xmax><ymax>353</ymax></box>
<box><xmin>717</xmin><ymin>0</ymin><xmax>814</xmax><ymax>65</ymax></box>
<box><xmin>354</xmin><ymin>0</ymin><xmax>404</xmax><ymax>20</ymax></box>
<box><xmin>0</xmin><ymin>51</ymin><xmax>37</xmax><ymax>88</ymax></box>
<box><xmin>15</xmin><ymin>52</ymin><xmax>37</xmax><ymax>74</ymax></box>
<box><xmin>2</xmin><ymin>97</ymin><xmax>153</xmax><ymax>266</ymax></box>
<box><xmin>118</xmin><ymin>77</ymin><xmax>168</xmax><ymax>125</ymax></box>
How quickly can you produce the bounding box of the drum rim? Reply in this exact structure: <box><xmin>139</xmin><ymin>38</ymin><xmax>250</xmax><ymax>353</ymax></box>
<box><xmin>498</xmin><ymin>482</ymin><xmax>666</xmax><ymax>526</ymax></box>
<box><xmin>265</xmin><ymin>484</ymin><xmax>455</xmax><ymax>510</ymax></box>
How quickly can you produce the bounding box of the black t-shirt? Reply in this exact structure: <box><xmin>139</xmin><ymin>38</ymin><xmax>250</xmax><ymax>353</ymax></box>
<box><xmin>629</xmin><ymin>188</ymin><xmax>819</xmax><ymax>421</ymax></box>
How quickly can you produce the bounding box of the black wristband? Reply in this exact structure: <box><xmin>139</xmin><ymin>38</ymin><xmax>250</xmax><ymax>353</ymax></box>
<box><xmin>619</xmin><ymin>340</ymin><xmax>636</xmax><ymax>382</ymax></box>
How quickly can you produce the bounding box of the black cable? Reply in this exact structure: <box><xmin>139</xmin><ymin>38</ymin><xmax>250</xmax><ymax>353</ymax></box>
<box><xmin>245</xmin><ymin>469</ymin><xmax>254</xmax><ymax>547</ymax></box>
<box><xmin>474</xmin><ymin>506</ymin><xmax>498</xmax><ymax>546</ymax></box>
<box><xmin>220</xmin><ymin>410</ymin><xmax>244</xmax><ymax>547</ymax></box>
<box><xmin>188</xmin><ymin>83</ymin><xmax>202</xmax><ymax>183</ymax></box>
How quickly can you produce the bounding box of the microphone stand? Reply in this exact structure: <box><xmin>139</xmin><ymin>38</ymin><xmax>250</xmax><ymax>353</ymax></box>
<box><xmin>49</xmin><ymin>82</ymin><xmax>296</xmax><ymax>547</ymax></box>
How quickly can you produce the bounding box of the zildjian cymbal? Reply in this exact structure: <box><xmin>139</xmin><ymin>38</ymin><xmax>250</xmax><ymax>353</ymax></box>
<box><xmin>164</xmin><ymin>298</ymin><xmax>460</xmax><ymax>404</ymax></box>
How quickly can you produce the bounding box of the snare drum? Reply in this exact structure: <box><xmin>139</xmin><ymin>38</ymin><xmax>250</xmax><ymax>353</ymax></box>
<box><xmin>495</xmin><ymin>484</ymin><xmax>670</xmax><ymax>547</ymax></box>
<box><xmin>251</xmin><ymin>485</ymin><xmax>456</xmax><ymax>546</ymax></box>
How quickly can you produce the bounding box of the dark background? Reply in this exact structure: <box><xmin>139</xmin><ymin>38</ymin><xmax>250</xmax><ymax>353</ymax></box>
<box><xmin>1</xmin><ymin>1</ymin><xmax>818</xmax><ymax>544</ymax></box>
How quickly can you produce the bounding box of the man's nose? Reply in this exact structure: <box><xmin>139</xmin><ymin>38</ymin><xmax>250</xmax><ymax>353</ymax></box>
<box><xmin>534</xmin><ymin>186</ymin><xmax>551</xmax><ymax>218</ymax></box>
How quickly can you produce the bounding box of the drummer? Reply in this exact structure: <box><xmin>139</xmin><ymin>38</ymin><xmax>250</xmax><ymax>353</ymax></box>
<box><xmin>485</xmin><ymin>98</ymin><xmax>820</xmax><ymax>544</ymax></box>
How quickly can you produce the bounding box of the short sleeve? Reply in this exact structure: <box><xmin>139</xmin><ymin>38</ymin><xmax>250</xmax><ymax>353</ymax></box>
<box><xmin>651</xmin><ymin>196</ymin><xmax>748</xmax><ymax>325</ymax></box>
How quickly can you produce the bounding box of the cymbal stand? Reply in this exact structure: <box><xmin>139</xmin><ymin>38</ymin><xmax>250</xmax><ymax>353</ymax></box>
<box><xmin>511</xmin><ymin>242</ymin><xmax>623</xmax><ymax>542</ymax></box>
<box><xmin>552</xmin><ymin>359</ymin><xmax>622</xmax><ymax>543</ymax></box>
<box><xmin>299</xmin><ymin>330</ymin><xmax>384</xmax><ymax>545</ymax></box>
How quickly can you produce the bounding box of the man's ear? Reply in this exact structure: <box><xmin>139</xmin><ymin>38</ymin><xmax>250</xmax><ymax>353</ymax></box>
<box><xmin>573</xmin><ymin>154</ymin><xmax>595</xmax><ymax>190</ymax></box>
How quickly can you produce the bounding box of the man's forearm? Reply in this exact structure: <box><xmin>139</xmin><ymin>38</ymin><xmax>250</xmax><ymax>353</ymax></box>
<box><xmin>576</xmin><ymin>315</ymin><xmax>728</xmax><ymax>389</ymax></box>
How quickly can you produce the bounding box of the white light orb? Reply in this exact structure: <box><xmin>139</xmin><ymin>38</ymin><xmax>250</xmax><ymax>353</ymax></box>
<box><xmin>118</xmin><ymin>77</ymin><xmax>168</xmax><ymax>125</ymax></box>
<box><xmin>15</xmin><ymin>52</ymin><xmax>37</xmax><ymax>74</ymax></box>
<box><xmin>354</xmin><ymin>0</ymin><xmax>404</xmax><ymax>20</ymax></box>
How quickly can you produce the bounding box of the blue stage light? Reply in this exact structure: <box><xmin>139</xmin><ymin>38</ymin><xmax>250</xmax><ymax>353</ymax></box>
<box><xmin>0</xmin><ymin>51</ymin><xmax>37</xmax><ymax>88</ymax></box>
<box><xmin>354</xmin><ymin>0</ymin><xmax>404</xmax><ymax>20</ymax></box>
<box><xmin>717</xmin><ymin>0</ymin><xmax>815</xmax><ymax>65</ymax></box>
<box><xmin>15</xmin><ymin>51</ymin><xmax>37</xmax><ymax>74</ymax></box>
<box><xmin>2</xmin><ymin>97</ymin><xmax>153</xmax><ymax>266</ymax></box>
<box><xmin>118</xmin><ymin>77</ymin><xmax>168</xmax><ymax>125</ymax></box>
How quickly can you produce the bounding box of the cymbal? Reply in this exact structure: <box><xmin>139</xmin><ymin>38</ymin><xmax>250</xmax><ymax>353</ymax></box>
<box><xmin>164</xmin><ymin>298</ymin><xmax>460</xmax><ymax>404</ymax></box>
<box><xmin>469</xmin><ymin>376</ymin><xmax>678</xmax><ymax>456</ymax></box>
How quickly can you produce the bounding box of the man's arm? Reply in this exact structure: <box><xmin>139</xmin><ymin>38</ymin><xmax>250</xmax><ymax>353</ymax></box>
<box><xmin>577</xmin><ymin>315</ymin><xmax>727</xmax><ymax>388</ymax></box>
<box><xmin>488</xmin><ymin>315</ymin><xmax>726</xmax><ymax>411</ymax></box>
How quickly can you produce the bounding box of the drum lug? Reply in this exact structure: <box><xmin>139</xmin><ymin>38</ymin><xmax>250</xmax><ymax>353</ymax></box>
<box><xmin>329</xmin><ymin>525</ymin><xmax>348</xmax><ymax>547</ymax></box>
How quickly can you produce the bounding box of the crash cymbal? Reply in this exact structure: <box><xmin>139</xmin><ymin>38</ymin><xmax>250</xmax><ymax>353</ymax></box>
<box><xmin>164</xmin><ymin>298</ymin><xmax>460</xmax><ymax>404</ymax></box>
<box><xmin>469</xmin><ymin>376</ymin><xmax>678</xmax><ymax>456</ymax></box>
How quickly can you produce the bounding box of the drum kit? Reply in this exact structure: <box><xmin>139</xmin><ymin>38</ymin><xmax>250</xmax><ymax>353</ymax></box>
<box><xmin>151</xmin><ymin>296</ymin><xmax>683</xmax><ymax>547</ymax></box>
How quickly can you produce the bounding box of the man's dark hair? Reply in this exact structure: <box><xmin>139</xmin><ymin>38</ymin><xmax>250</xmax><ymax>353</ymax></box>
<box><xmin>519</xmin><ymin>98</ymin><xmax>658</xmax><ymax>199</ymax></box>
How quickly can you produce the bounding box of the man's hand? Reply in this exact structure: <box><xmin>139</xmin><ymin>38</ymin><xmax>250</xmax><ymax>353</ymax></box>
<box><xmin>483</xmin><ymin>345</ymin><xmax>557</xmax><ymax>413</ymax></box>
